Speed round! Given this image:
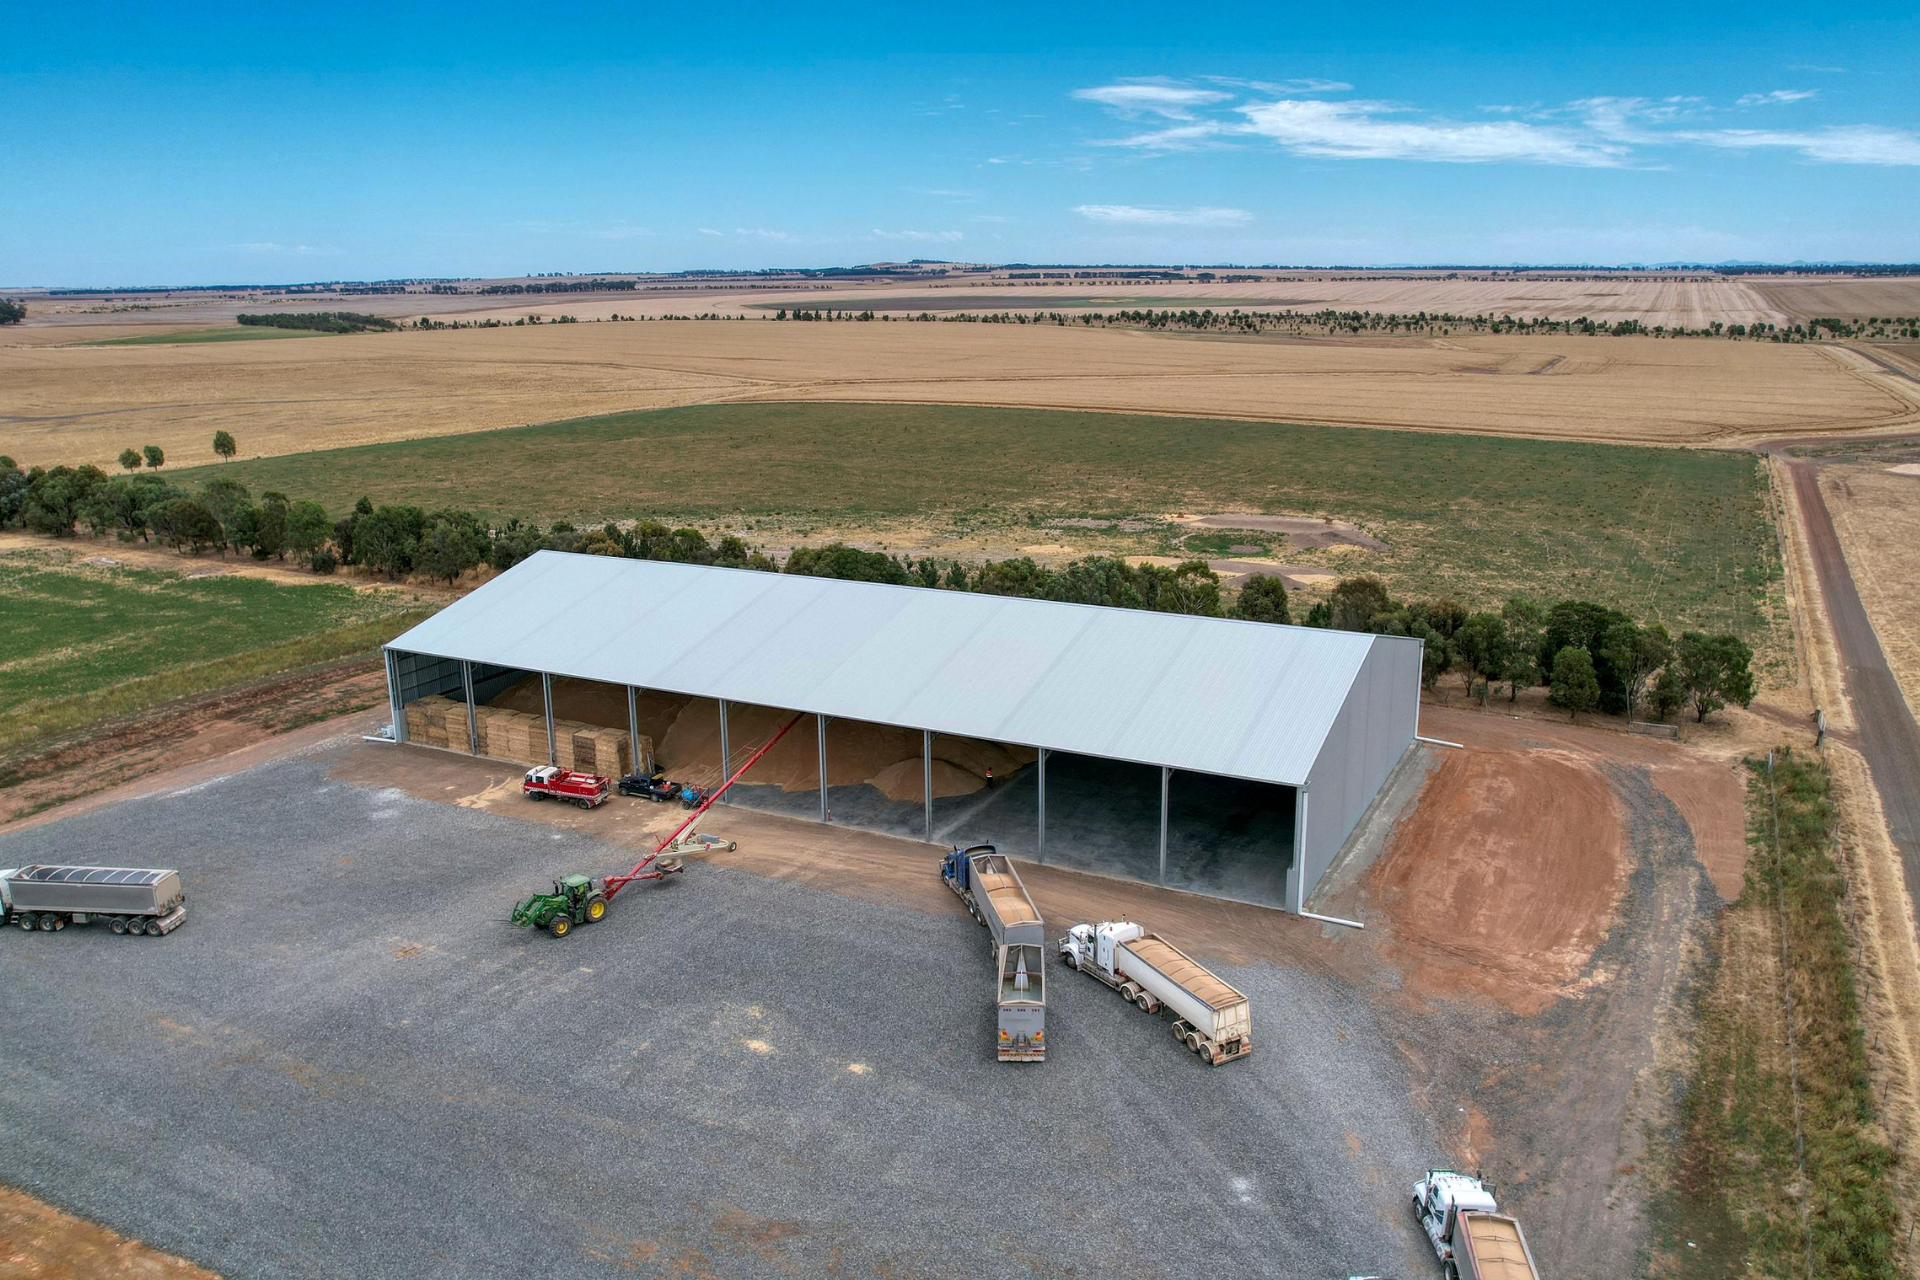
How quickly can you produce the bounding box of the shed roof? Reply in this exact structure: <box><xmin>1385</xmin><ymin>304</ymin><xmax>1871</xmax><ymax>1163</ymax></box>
<box><xmin>386</xmin><ymin>551</ymin><xmax>1411</xmax><ymax>787</ymax></box>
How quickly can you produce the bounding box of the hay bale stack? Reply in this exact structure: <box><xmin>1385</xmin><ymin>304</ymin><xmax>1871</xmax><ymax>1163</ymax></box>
<box><xmin>404</xmin><ymin>695</ymin><xmax>467</xmax><ymax>750</ymax></box>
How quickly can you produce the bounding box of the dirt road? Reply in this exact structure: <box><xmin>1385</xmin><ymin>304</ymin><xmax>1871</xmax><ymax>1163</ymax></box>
<box><xmin>1778</xmin><ymin>457</ymin><xmax>1920</xmax><ymax>900</ymax></box>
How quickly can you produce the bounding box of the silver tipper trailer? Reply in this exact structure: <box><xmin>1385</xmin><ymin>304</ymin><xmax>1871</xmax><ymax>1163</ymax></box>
<box><xmin>1</xmin><ymin>865</ymin><xmax>188</xmax><ymax>936</ymax></box>
<box><xmin>942</xmin><ymin>845</ymin><xmax>1046</xmax><ymax>949</ymax></box>
<box><xmin>996</xmin><ymin>941</ymin><xmax>1046</xmax><ymax>1062</ymax></box>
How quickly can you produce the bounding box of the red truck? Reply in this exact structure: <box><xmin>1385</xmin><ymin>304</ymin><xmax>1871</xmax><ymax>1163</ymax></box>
<box><xmin>522</xmin><ymin>766</ymin><xmax>611</xmax><ymax>809</ymax></box>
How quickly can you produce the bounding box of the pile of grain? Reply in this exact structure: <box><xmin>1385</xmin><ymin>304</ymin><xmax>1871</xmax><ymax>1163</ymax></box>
<box><xmin>405</xmin><ymin>694</ymin><xmax>650</xmax><ymax>776</ymax></box>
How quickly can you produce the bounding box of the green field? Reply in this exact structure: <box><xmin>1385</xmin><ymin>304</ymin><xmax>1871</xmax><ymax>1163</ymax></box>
<box><xmin>0</xmin><ymin>551</ymin><xmax>428</xmax><ymax>751</ymax></box>
<box><xmin>182</xmin><ymin>401</ymin><xmax>1781</xmax><ymax>642</ymax></box>
<box><xmin>88</xmin><ymin>326</ymin><xmax>327</xmax><ymax>346</ymax></box>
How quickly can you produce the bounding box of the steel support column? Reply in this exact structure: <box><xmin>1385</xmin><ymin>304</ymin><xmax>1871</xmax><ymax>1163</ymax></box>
<box><xmin>717</xmin><ymin>699</ymin><xmax>730</xmax><ymax>804</ymax></box>
<box><xmin>923</xmin><ymin>730</ymin><xmax>935</xmax><ymax>840</ymax></box>
<box><xmin>819</xmin><ymin>714</ymin><xmax>831</xmax><ymax>823</ymax></box>
<box><xmin>385</xmin><ymin>650</ymin><xmax>405</xmax><ymax>743</ymax></box>
<box><xmin>461</xmin><ymin>660</ymin><xmax>478</xmax><ymax>755</ymax></box>
<box><xmin>1036</xmin><ymin>748</ymin><xmax>1049</xmax><ymax>860</ymax></box>
<box><xmin>541</xmin><ymin>672</ymin><xmax>556</xmax><ymax>765</ymax></box>
<box><xmin>1291</xmin><ymin>789</ymin><xmax>1310</xmax><ymax>914</ymax></box>
<box><xmin>627</xmin><ymin>685</ymin><xmax>641</xmax><ymax>775</ymax></box>
<box><xmin>1158</xmin><ymin>766</ymin><xmax>1172</xmax><ymax>885</ymax></box>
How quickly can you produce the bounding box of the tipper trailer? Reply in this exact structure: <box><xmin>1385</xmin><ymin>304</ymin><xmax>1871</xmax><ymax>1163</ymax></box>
<box><xmin>942</xmin><ymin>845</ymin><xmax>1047</xmax><ymax>949</ymax></box>
<box><xmin>1412</xmin><ymin>1170</ymin><xmax>1540</xmax><ymax>1280</ymax></box>
<box><xmin>1060</xmin><ymin>920</ymin><xmax>1252</xmax><ymax>1065</ymax></box>
<box><xmin>1</xmin><ymin>865</ymin><xmax>188</xmax><ymax>936</ymax></box>
<box><xmin>941</xmin><ymin>844</ymin><xmax>1047</xmax><ymax>1062</ymax></box>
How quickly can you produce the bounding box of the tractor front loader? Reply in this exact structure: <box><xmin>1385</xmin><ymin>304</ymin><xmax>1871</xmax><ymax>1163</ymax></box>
<box><xmin>509</xmin><ymin>874</ymin><xmax>609</xmax><ymax>937</ymax></box>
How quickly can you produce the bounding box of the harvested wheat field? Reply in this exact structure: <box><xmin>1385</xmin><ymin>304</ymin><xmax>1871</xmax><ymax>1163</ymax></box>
<box><xmin>1821</xmin><ymin>462</ymin><xmax>1920</xmax><ymax>717</ymax></box>
<box><xmin>1750</xmin><ymin>275</ymin><xmax>1920</xmax><ymax>323</ymax></box>
<box><xmin>4</xmin><ymin>320</ymin><xmax>1910</xmax><ymax>470</ymax></box>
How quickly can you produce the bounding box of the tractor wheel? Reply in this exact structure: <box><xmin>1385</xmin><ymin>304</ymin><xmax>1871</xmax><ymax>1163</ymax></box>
<box><xmin>586</xmin><ymin>896</ymin><xmax>607</xmax><ymax>922</ymax></box>
<box><xmin>108</xmin><ymin>917</ymin><xmax>127</xmax><ymax>935</ymax></box>
<box><xmin>548</xmin><ymin>915</ymin><xmax>571</xmax><ymax>937</ymax></box>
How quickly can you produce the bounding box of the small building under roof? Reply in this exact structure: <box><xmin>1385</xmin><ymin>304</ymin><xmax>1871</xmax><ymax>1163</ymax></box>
<box><xmin>383</xmin><ymin>551</ymin><xmax>1422</xmax><ymax>913</ymax></box>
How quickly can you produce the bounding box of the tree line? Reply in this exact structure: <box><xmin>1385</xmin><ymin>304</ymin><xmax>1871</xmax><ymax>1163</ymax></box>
<box><xmin>0</xmin><ymin>458</ymin><xmax>1751</xmax><ymax>723</ymax></box>
<box><xmin>235</xmin><ymin>312</ymin><xmax>400</xmax><ymax>333</ymax></box>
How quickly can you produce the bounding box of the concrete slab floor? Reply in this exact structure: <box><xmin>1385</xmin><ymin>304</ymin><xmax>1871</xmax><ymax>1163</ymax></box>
<box><xmin>720</xmin><ymin>750</ymin><xmax>1296</xmax><ymax>911</ymax></box>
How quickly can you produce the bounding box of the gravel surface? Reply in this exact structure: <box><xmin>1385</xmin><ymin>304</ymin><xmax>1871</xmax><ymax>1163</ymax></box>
<box><xmin>0</xmin><ymin>755</ymin><xmax>1442</xmax><ymax>1278</ymax></box>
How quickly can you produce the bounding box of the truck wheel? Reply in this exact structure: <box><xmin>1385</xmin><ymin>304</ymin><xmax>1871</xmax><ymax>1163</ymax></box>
<box><xmin>1200</xmin><ymin>1043</ymin><xmax>1217</xmax><ymax>1065</ymax></box>
<box><xmin>15</xmin><ymin>913</ymin><xmax>36</xmax><ymax>931</ymax></box>
<box><xmin>1445</xmin><ymin>1264</ymin><xmax>1459</xmax><ymax>1280</ymax></box>
<box><xmin>1063</xmin><ymin>952</ymin><xmax>1079</xmax><ymax>971</ymax></box>
<box><xmin>1134</xmin><ymin>992</ymin><xmax>1152</xmax><ymax>1011</ymax></box>
<box><xmin>37</xmin><ymin>914</ymin><xmax>57</xmax><ymax>931</ymax></box>
<box><xmin>108</xmin><ymin>917</ymin><xmax>128</xmax><ymax>935</ymax></box>
<box><xmin>548</xmin><ymin>916</ymin><xmax>571</xmax><ymax>937</ymax></box>
<box><xmin>586</xmin><ymin>896</ymin><xmax>607</xmax><ymax>922</ymax></box>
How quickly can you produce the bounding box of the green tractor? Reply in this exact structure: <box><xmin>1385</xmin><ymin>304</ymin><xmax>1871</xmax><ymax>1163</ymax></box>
<box><xmin>510</xmin><ymin>874</ymin><xmax>609</xmax><ymax>937</ymax></box>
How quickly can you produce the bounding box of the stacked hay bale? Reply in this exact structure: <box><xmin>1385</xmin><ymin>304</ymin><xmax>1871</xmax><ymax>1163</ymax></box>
<box><xmin>403</xmin><ymin>695</ymin><xmax>467</xmax><ymax>750</ymax></box>
<box><xmin>403</xmin><ymin>694</ymin><xmax>649</xmax><ymax>776</ymax></box>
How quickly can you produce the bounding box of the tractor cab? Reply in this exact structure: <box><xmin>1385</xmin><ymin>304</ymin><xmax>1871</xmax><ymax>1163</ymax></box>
<box><xmin>559</xmin><ymin>874</ymin><xmax>593</xmax><ymax>904</ymax></box>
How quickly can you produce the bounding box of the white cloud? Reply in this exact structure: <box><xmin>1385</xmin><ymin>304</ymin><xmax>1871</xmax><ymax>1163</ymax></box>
<box><xmin>1074</xmin><ymin>204</ymin><xmax>1251</xmax><ymax>226</ymax></box>
<box><xmin>1072</xmin><ymin>79</ymin><xmax>1920</xmax><ymax>168</ymax></box>
<box><xmin>1072</xmin><ymin>80</ymin><xmax>1232</xmax><ymax>120</ymax></box>
<box><xmin>1680</xmin><ymin>125</ymin><xmax>1920</xmax><ymax>166</ymax></box>
<box><xmin>735</xmin><ymin>228</ymin><xmax>791</xmax><ymax>240</ymax></box>
<box><xmin>1203</xmin><ymin>75</ymin><xmax>1352</xmax><ymax>94</ymax></box>
<box><xmin>1238</xmin><ymin>99</ymin><xmax>1628</xmax><ymax>166</ymax></box>
<box><xmin>697</xmin><ymin>228</ymin><xmax>724</xmax><ymax>237</ymax></box>
<box><xmin>870</xmin><ymin>229</ymin><xmax>965</xmax><ymax>242</ymax></box>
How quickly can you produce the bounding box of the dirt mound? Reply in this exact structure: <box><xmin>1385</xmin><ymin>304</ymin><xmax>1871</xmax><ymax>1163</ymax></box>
<box><xmin>1365</xmin><ymin>747</ymin><xmax>1627</xmax><ymax>1014</ymax></box>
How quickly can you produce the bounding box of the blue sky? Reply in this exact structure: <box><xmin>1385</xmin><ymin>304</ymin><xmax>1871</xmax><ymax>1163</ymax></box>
<box><xmin>4</xmin><ymin>2</ymin><xmax>1917</xmax><ymax>284</ymax></box>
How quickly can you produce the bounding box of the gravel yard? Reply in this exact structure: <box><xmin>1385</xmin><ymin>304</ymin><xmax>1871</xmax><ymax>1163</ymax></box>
<box><xmin>0</xmin><ymin>751</ymin><xmax>1442</xmax><ymax>1279</ymax></box>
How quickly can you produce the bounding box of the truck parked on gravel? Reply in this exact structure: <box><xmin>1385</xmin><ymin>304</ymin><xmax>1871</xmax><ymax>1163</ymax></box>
<box><xmin>1412</xmin><ymin>1170</ymin><xmax>1539</xmax><ymax>1280</ymax></box>
<box><xmin>1</xmin><ymin>865</ymin><xmax>188</xmax><ymax>936</ymax></box>
<box><xmin>1059</xmin><ymin>920</ymin><xmax>1252</xmax><ymax>1065</ymax></box>
<box><xmin>522</xmin><ymin>766</ymin><xmax>610</xmax><ymax>809</ymax></box>
<box><xmin>941</xmin><ymin>844</ymin><xmax>1046</xmax><ymax>1061</ymax></box>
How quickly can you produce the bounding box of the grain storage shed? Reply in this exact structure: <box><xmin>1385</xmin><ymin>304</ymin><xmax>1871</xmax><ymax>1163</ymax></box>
<box><xmin>383</xmin><ymin>551</ymin><xmax>1422</xmax><ymax>913</ymax></box>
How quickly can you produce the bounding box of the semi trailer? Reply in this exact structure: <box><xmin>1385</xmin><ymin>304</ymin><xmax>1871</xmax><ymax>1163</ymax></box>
<box><xmin>942</xmin><ymin>845</ymin><xmax>1046</xmax><ymax>950</ymax></box>
<box><xmin>1412</xmin><ymin>1170</ymin><xmax>1539</xmax><ymax>1280</ymax></box>
<box><xmin>941</xmin><ymin>844</ymin><xmax>1047</xmax><ymax>1062</ymax></box>
<box><xmin>1</xmin><ymin>865</ymin><xmax>188</xmax><ymax>936</ymax></box>
<box><xmin>1060</xmin><ymin>920</ymin><xmax>1252</xmax><ymax>1065</ymax></box>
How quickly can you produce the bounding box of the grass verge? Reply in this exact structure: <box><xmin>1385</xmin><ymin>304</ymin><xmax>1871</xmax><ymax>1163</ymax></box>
<box><xmin>1655</xmin><ymin>749</ymin><xmax>1900</xmax><ymax>1278</ymax></box>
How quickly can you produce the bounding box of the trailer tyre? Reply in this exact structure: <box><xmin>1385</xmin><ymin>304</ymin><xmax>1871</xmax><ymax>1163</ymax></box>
<box><xmin>108</xmin><ymin>917</ymin><xmax>127</xmax><ymax>935</ymax></box>
<box><xmin>37</xmin><ymin>914</ymin><xmax>57</xmax><ymax>931</ymax></box>
<box><xmin>1200</xmin><ymin>1043</ymin><xmax>1217</xmax><ymax>1066</ymax></box>
<box><xmin>1134</xmin><ymin>992</ymin><xmax>1153</xmax><ymax>1012</ymax></box>
<box><xmin>15</xmin><ymin>913</ymin><xmax>35</xmax><ymax>931</ymax></box>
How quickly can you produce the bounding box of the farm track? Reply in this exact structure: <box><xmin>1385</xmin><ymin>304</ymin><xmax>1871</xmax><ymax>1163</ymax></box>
<box><xmin>1777</xmin><ymin>455</ymin><xmax>1920</xmax><ymax>919</ymax></box>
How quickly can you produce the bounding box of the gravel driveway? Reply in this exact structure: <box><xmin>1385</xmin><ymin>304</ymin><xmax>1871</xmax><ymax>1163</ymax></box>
<box><xmin>0</xmin><ymin>755</ymin><xmax>1441</xmax><ymax>1278</ymax></box>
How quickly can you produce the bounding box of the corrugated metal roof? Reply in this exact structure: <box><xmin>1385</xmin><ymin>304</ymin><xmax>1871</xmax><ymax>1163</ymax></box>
<box><xmin>386</xmin><ymin>551</ymin><xmax>1411</xmax><ymax>787</ymax></box>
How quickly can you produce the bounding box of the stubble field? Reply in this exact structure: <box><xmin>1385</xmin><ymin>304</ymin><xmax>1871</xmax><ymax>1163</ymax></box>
<box><xmin>3</xmin><ymin>320</ymin><xmax>1911</xmax><ymax>471</ymax></box>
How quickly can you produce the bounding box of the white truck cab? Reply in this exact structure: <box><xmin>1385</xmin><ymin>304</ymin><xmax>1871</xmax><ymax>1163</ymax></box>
<box><xmin>1060</xmin><ymin>920</ymin><xmax>1143</xmax><ymax>975</ymax></box>
<box><xmin>1413</xmin><ymin>1170</ymin><xmax>1500</xmax><ymax>1264</ymax></box>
